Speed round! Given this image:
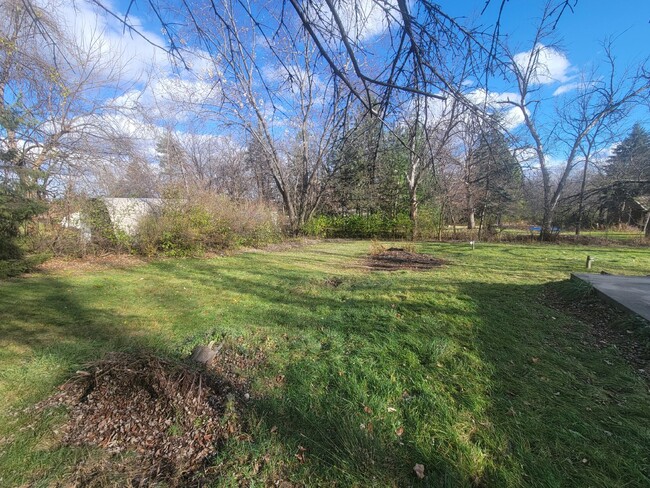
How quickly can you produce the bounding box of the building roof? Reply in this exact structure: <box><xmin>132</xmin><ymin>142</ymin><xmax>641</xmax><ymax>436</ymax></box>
<box><xmin>633</xmin><ymin>195</ymin><xmax>650</xmax><ymax>212</ymax></box>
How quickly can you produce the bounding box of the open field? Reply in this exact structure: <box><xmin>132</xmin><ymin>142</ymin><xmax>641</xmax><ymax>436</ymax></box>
<box><xmin>445</xmin><ymin>227</ymin><xmax>648</xmax><ymax>244</ymax></box>
<box><xmin>1</xmin><ymin>241</ymin><xmax>649</xmax><ymax>486</ymax></box>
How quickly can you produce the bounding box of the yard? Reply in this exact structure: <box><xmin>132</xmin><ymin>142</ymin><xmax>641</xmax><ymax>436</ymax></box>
<box><xmin>1</xmin><ymin>241</ymin><xmax>649</xmax><ymax>487</ymax></box>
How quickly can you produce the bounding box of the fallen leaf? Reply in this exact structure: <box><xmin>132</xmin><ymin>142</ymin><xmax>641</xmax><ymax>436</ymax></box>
<box><xmin>395</xmin><ymin>426</ymin><xmax>404</xmax><ymax>436</ymax></box>
<box><xmin>363</xmin><ymin>405</ymin><xmax>373</xmax><ymax>415</ymax></box>
<box><xmin>413</xmin><ymin>463</ymin><xmax>425</xmax><ymax>479</ymax></box>
<box><xmin>270</xmin><ymin>425</ymin><xmax>278</xmax><ymax>433</ymax></box>
<box><xmin>531</xmin><ymin>357</ymin><xmax>540</xmax><ymax>364</ymax></box>
<box><xmin>295</xmin><ymin>445</ymin><xmax>307</xmax><ymax>463</ymax></box>
<box><xmin>387</xmin><ymin>407</ymin><xmax>397</xmax><ymax>413</ymax></box>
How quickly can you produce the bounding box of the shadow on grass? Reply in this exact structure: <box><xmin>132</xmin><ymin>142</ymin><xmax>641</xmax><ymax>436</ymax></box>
<box><xmin>2</xmin><ymin>257</ymin><xmax>649</xmax><ymax>487</ymax></box>
<box><xmin>135</xmin><ymin>259</ymin><xmax>650</xmax><ymax>486</ymax></box>
<box><xmin>0</xmin><ymin>277</ymin><xmax>156</xmax><ymax>361</ymax></box>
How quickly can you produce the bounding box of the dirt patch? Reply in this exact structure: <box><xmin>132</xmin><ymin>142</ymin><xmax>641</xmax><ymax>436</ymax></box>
<box><xmin>238</xmin><ymin>238</ymin><xmax>322</xmax><ymax>254</ymax></box>
<box><xmin>35</xmin><ymin>254</ymin><xmax>148</xmax><ymax>274</ymax></box>
<box><xmin>543</xmin><ymin>284</ymin><xmax>650</xmax><ymax>383</ymax></box>
<box><xmin>365</xmin><ymin>249</ymin><xmax>446</xmax><ymax>271</ymax></box>
<box><xmin>34</xmin><ymin>351</ymin><xmax>250</xmax><ymax>486</ymax></box>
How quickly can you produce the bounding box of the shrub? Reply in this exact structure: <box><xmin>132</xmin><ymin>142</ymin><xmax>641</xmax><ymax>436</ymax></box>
<box><xmin>302</xmin><ymin>213</ymin><xmax>413</xmax><ymax>239</ymax></box>
<box><xmin>0</xmin><ymin>253</ymin><xmax>49</xmax><ymax>279</ymax></box>
<box><xmin>27</xmin><ymin>198</ymin><xmax>135</xmax><ymax>257</ymax></box>
<box><xmin>0</xmin><ymin>181</ymin><xmax>47</xmax><ymax>260</ymax></box>
<box><xmin>135</xmin><ymin>192</ymin><xmax>282</xmax><ymax>257</ymax></box>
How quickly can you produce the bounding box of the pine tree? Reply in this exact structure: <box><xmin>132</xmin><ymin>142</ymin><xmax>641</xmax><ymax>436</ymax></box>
<box><xmin>606</xmin><ymin>123</ymin><xmax>650</xmax><ymax>182</ymax></box>
<box><xmin>603</xmin><ymin>124</ymin><xmax>650</xmax><ymax>226</ymax></box>
<box><xmin>472</xmin><ymin>128</ymin><xmax>522</xmax><ymax>230</ymax></box>
<box><xmin>1</xmin><ymin>104</ymin><xmax>47</xmax><ymax>259</ymax></box>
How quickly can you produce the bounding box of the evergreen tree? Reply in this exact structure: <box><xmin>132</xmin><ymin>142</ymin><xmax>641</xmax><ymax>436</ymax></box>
<box><xmin>602</xmin><ymin>124</ymin><xmax>650</xmax><ymax>225</ymax></box>
<box><xmin>472</xmin><ymin>128</ymin><xmax>522</xmax><ymax>228</ymax></box>
<box><xmin>1</xmin><ymin>104</ymin><xmax>47</xmax><ymax>259</ymax></box>
<box><xmin>605</xmin><ymin>123</ymin><xmax>650</xmax><ymax>182</ymax></box>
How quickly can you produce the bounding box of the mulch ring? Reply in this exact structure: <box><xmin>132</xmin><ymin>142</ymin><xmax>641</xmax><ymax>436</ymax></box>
<box><xmin>365</xmin><ymin>248</ymin><xmax>446</xmax><ymax>271</ymax></box>
<box><xmin>32</xmin><ymin>350</ymin><xmax>256</xmax><ymax>486</ymax></box>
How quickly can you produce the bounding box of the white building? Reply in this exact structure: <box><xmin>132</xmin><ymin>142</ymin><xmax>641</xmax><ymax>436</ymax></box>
<box><xmin>61</xmin><ymin>197</ymin><xmax>164</xmax><ymax>239</ymax></box>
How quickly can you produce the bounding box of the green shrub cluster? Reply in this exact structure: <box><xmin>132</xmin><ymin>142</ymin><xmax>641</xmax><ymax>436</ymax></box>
<box><xmin>135</xmin><ymin>193</ymin><xmax>282</xmax><ymax>257</ymax></box>
<box><xmin>0</xmin><ymin>181</ymin><xmax>47</xmax><ymax>260</ymax></box>
<box><xmin>302</xmin><ymin>213</ymin><xmax>413</xmax><ymax>239</ymax></box>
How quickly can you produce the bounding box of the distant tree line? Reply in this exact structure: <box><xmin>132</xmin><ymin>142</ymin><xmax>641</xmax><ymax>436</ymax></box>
<box><xmin>1</xmin><ymin>0</ymin><xmax>650</xmax><ymax>269</ymax></box>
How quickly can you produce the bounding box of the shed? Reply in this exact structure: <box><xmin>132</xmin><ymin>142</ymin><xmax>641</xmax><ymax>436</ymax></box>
<box><xmin>61</xmin><ymin>197</ymin><xmax>164</xmax><ymax>240</ymax></box>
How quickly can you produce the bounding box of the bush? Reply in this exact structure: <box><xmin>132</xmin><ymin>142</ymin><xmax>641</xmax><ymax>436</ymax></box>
<box><xmin>0</xmin><ymin>181</ymin><xmax>47</xmax><ymax>259</ymax></box>
<box><xmin>302</xmin><ymin>213</ymin><xmax>413</xmax><ymax>239</ymax></box>
<box><xmin>415</xmin><ymin>207</ymin><xmax>443</xmax><ymax>240</ymax></box>
<box><xmin>135</xmin><ymin>192</ymin><xmax>282</xmax><ymax>257</ymax></box>
<box><xmin>0</xmin><ymin>253</ymin><xmax>49</xmax><ymax>279</ymax></box>
<box><xmin>27</xmin><ymin>198</ymin><xmax>135</xmax><ymax>257</ymax></box>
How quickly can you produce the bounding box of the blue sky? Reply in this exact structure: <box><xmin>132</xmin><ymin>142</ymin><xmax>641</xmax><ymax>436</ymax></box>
<box><xmin>86</xmin><ymin>0</ymin><xmax>649</xmax><ymax>156</ymax></box>
<box><xmin>109</xmin><ymin>0</ymin><xmax>650</xmax><ymax>92</ymax></box>
<box><xmin>475</xmin><ymin>0</ymin><xmax>649</xmax><ymax>67</ymax></box>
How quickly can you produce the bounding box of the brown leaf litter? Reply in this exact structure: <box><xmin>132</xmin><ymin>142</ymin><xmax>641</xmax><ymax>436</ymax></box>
<box><xmin>32</xmin><ymin>348</ymin><xmax>262</xmax><ymax>486</ymax></box>
<box><xmin>543</xmin><ymin>284</ymin><xmax>649</xmax><ymax>383</ymax></box>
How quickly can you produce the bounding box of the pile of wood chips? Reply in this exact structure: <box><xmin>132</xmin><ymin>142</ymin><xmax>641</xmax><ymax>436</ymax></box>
<box><xmin>37</xmin><ymin>352</ymin><xmax>242</xmax><ymax>486</ymax></box>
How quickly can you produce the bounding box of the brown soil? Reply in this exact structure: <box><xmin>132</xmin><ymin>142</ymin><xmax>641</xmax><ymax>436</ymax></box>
<box><xmin>365</xmin><ymin>249</ymin><xmax>446</xmax><ymax>271</ymax></box>
<box><xmin>543</xmin><ymin>284</ymin><xmax>650</xmax><ymax>383</ymax></box>
<box><xmin>239</xmin><ymin>238</ymin><xmax>322</xmax><ymax>254</ymax></box>
<box><xmin>33</xmin><ymin>347</ymin><xmax>263</xmax><ymax>486</ymax></box>
<box><xmin>35</xmin><ymin>254</ymin><xmax>148</xmax><ymax>274</ymax></box>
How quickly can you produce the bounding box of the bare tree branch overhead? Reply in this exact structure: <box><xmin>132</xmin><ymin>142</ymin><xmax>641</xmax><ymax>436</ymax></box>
<box><xmin>81</xmin><ymin>1</ymin><xmax>577</xmax><ymax>108</ymax></box>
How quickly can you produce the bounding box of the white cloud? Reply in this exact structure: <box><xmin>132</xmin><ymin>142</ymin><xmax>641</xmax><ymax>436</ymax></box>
<box><xmin>467</xmin><ymin>89</ymin><xmax>525</xmax><ymax>130</ymax></box>
<box><xmin>309</xmin><ymin>0</ymin><xmax>397</xmax><ymax>43</ymax></box>
<box><xmin>513</xmin><ymin>44</ymin><xmax>572</xmax><ymax>86</ymax></box>
<box><xmin>407</xmin><ymin>87</ymin><xmax>526</xmax><ymax>131</ymax></box>
<box><xmin>42</xmin><ymin>0</ymin><xmax>171</xmax><ymax>82</ymax></box>
<box><xmin>552</xmin><ymin>79</ymin><xmax>595</xmax><ymax>97</ymax></box>
<box><xmin>552</xmin><ymin>82</ymin><xmax>580</xmax><ymax>96</ymax></box>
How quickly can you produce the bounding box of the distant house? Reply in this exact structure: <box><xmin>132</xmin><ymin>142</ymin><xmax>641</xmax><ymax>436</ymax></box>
<box><xmin>629</xmin><ymin>196</ymin><xmax>650</xmax><ymax>235</ymax></box>
<box><xmin>61</xmin><ymin>197</ymin><xmax>164</xmax><ymax>240</ymax></box>
<box><xmin>604</xmin><ymin>194</ymin><xmax>650</xmax><ymax>234</ymax></box>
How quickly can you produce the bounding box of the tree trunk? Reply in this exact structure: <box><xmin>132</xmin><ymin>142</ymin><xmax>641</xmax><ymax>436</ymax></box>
<box><xmin>409</xmin><ymin>190</ymin><xmax>418</xmax><ymax>241</ymax></box>
<box><xmin>541</xmin><ymin>209</ymin><xmax>554</xmax><ymax>241</ymax></box>
<box><xmin>575</xmin><ymin>156</ymin><xmax>589</xmax><ymax>235</ymax></box>
<box><xmin>467</xmin><ymin>209</ymin><xmax>475</xmax><ymax>229</ymax></box>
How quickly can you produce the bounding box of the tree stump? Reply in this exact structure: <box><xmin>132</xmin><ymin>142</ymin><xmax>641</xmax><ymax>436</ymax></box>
<box><xmin>190</xmin><ymin>341</ymin><xmax>221</xmax><ymax>364</ymax></box>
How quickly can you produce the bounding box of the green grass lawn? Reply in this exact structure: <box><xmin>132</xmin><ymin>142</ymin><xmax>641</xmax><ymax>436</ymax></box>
<box><xmin>1</xmin><ymin>241</ymin><xmax>649</xmax><ymax>487</ymax></box>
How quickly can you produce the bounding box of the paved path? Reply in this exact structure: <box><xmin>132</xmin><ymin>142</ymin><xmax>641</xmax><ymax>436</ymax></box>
<box><xmin>571</xmin><ymin>273</ymin><xmax>650</xmax><ymax>322</ymax></box>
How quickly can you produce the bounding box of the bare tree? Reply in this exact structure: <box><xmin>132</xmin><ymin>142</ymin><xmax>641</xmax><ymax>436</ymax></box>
<box><xmin>173</xmin><ymin>0</ymin><xmax>350</xmax><ymax>232</ymax></box>
<box><xmin>0</xmin><ymin>0</ymin><xmax>132</xmax><ymax>198</ymax></box>
<box><xmin>501</xmin><ymin>8</ymin><xmax>650</xmax><ymax>239</ymax></box>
